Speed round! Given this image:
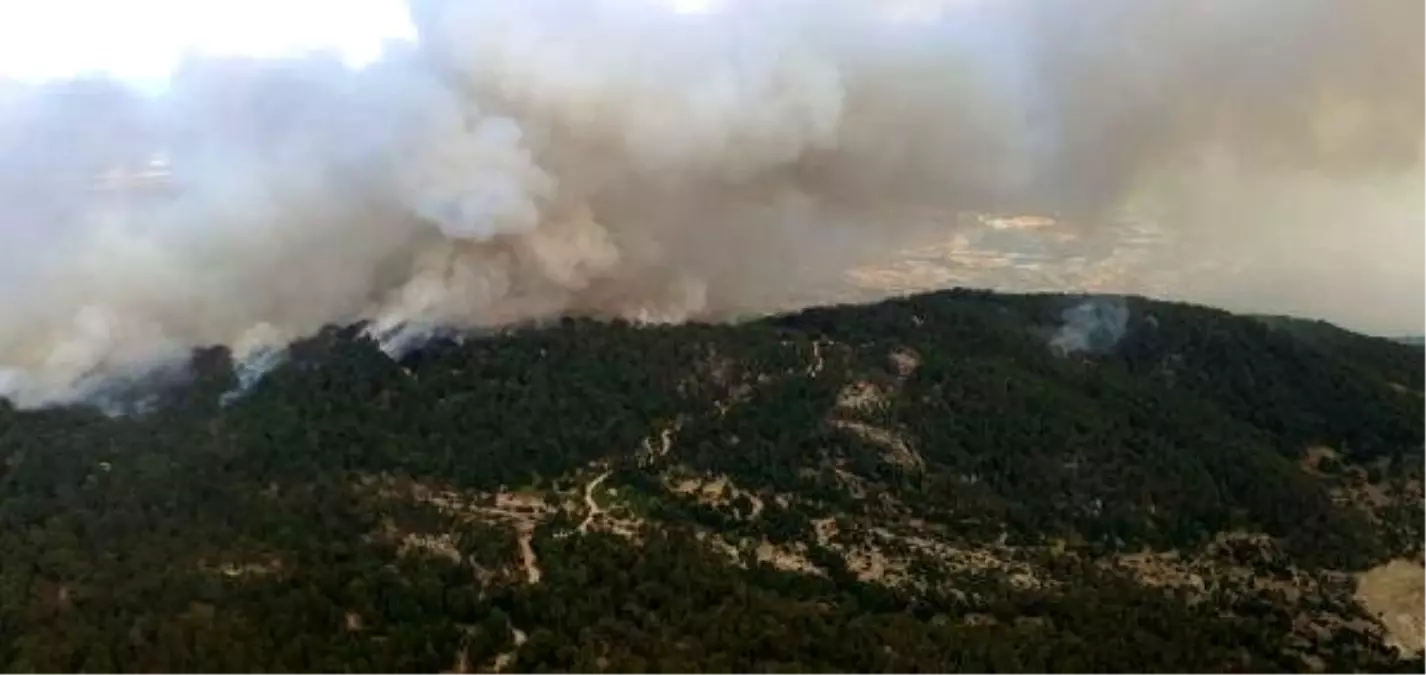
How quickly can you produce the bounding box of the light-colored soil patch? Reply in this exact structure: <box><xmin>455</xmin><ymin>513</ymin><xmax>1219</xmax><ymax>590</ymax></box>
<box><xmin>745</xmin><ymin>491</ymin><xmax>764</xmax><ymax>519</ymax></box>
<box><xmin>1325</xmin><ymin>459</ymin><xmax>1416</xmax><ymax>517</ymax></box>
<box><xmin>668</xmin><ymin>470</ymin><xmax>763</xmax><ymax>520</ymax></box>
<box><xmin>830</xmin><ymin>419</ymin><xmax>924</xmax><ymax>470</ymax></box>
<box><xmin>810</xmin><ymin>517</ymin><xmax>1041</xmax><ymax>588</ymax></box>
<box><xmin>673</xmin><ymin>474</ymin><xmax>725</xmax><ymax>499</ymax></box>
<box><xmin>836</xmin><ymin>381</ymin><xmax>887</xmax><ymax>413</ymax></box>
<box><xmin>364</xmin><ymin>475</ymin><xmax>552</xmax><ymax>528</ymax></box>
<box><xmin>827</xmin><ymin>354</ymin><xmax>923</xmax><ymax>472</ymax></box>
<box><xmin>361</xmin><ymin>474</ymin><xmax>551</xmax><ymax>585</ymax></box>
<box><xmin>1106</xmin><ymin>532</ymin><xmax>1311</xmax><ymax>597</ymax></box>
<box><xmin>694</xmin><ymin>530</ymin><xmax>823</xmax><ymax>576</ymax></box>
<box><xmin>515</xmin><ymin>523</ymin><xmax>541</xmax><ymax>585</ymax></box>
<box><xmin>872</xmin><ymin>526</ymin><xmax>1044</xmax><ymax>590</ymax></box>
<box><xmin>1355</xmin><ymin>559</ymin><xmax>1425</xmax><ymax>656</ymax></box>
<box><xmin>1111</xmin><ymin>550</ymin><xmax>1206</xmax><ymax>591</ymax></box>
<box><xmin>397</xmin><ymin>530</ymin><xmax>463</xmax><ymax>564</ymax></box>
<box><xmin>480</xmin><ymin>621</ymin><xmax>529</xmax><ymax>674</ymax></box>
<box><xmin>755</xmin><ymin>540</ymin><xmax>822</xmax><ymax>575</ymax></box>
<box><xmin>491</xmin><ymin>627</ymin><xmax>528</xmax><ymax>673</ymax></box>
<box><xmin>813</xmin><ymin>517</ymin><xmax>897</xmax><ymax>583</ymax></box>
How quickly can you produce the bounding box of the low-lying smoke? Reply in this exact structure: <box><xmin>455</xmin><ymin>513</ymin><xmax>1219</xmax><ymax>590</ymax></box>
<box><xmin>1051</xmin><ymin>297</ymin><xmax>1130</xmax><ymax>356</ymax></box>
<box><xmin>0</xmin><ymin>0</ymin><xmax>1419</xmax><ymax>407</ymax></box>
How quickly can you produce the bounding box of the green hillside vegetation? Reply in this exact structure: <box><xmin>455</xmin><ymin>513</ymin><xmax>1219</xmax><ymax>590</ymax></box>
<box><xmin>1</xmin><ymin>289</ymin><xmax>1421</xmax><ymax>672</ymax></box>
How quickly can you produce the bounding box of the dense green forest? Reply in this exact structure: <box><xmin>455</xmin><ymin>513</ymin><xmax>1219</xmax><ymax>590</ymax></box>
<box><xmin>1</xmin><ymin>289</ymin><xmax>1421</xmax><ymax>672</ymax></box>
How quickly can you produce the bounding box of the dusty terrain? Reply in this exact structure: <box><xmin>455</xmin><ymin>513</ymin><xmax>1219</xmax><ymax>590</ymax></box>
<box><xmin>1356</xmin><ymin>559</ymin><xmax>1425</xmax><ymax>656</ymax></box>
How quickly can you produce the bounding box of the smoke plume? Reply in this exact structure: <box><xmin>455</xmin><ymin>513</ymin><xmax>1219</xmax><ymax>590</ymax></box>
<box><xmin>1051</xmin><ymin>297</ymin><xmax>1130</xmax><ymax>356</ymax></box>
<box><xmin>0</xmin><ymin>0</ymin><xmax>1419</xmax><ymax>407</ymax></box>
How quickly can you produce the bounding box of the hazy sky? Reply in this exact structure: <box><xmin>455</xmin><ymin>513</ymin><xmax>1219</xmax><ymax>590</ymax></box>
<box><xmin>0</xmin><ymin>0</ymin><xmax>415</xmax><ymax>85</ymax></box>
<box><xmin>0</xmin><ymin>0</ymin><xmax>1418</xmax><ymax>373</ymax></box>
<box><xmin>0</xmin><ymin>0</ymin><xmax>968</xmax><ymax>84</ymax></box>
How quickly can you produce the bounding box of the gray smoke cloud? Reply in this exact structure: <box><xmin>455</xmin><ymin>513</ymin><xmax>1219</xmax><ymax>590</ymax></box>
<box><xmin>1051</xmin><ymin>297</ymin><xmax>1130</xmax><ymax>356</ymax></box>
<box><xmin>0</xmin><ymin>0</ymin><xmax>1419</xmax><ymax>407</ymax></box>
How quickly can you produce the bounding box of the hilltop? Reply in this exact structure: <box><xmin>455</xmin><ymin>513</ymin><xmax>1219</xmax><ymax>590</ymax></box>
<box><xmin>1</xmin><ymin>289</ymin><xmax>1421</xmax><ymax>672</ymax></box>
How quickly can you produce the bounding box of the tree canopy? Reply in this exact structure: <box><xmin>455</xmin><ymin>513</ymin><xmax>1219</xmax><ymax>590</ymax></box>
<box><xmin>1</xmin><ymin>289</ymin><xmax>1421</xmax><ymax>672</ymax></box>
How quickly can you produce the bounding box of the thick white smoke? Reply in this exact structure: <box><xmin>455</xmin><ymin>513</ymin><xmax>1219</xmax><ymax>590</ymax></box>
<box><xmin>0</xmin><ymin>0</ymin><xmax>1419</xmax><ymax>407</ymax></box>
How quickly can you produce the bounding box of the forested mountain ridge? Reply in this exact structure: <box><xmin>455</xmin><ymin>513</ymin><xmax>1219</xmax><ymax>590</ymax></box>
<box><xmin>1</xmin><ymin>289</ymin><xmax>1422</xmax><ymax>672</ymax></box>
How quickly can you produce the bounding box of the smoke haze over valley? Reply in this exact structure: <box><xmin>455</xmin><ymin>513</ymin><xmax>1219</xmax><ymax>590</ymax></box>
<box><xmin>0</xmin><ymin>0</ymin><xmax>1420</xmax><ymax>407</ymax></box>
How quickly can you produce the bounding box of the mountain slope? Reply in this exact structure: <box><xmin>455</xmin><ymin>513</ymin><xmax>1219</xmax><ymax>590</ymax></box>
<box><xmin>1</xmin><ymin>289</ymin><xmax>1421</xmax><ymax>672</ymax></box>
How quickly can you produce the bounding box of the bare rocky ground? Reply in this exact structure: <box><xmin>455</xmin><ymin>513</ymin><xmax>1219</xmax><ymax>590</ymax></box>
<box><xmin>1356</xmin><ymin>559</ymin><xmax>1425</xmax><ymax>657</ymax></box>
<box><xmin>355</xmin><ymin>425</ymin><xmax>1422</xmax><ymax>674</ymax></box>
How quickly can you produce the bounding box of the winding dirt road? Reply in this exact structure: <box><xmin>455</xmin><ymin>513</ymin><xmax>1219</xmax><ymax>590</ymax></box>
<box><xmin>577</xmin><ymin>471</ymin><xmax>612</xmax><ymax>534</ymax></box>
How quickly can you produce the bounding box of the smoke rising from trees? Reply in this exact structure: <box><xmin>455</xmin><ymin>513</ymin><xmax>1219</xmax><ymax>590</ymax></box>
<box><xmin>0</xmin><ymin>0</ymin><xmax>1418</xmax><ymax>406</ymax></box>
